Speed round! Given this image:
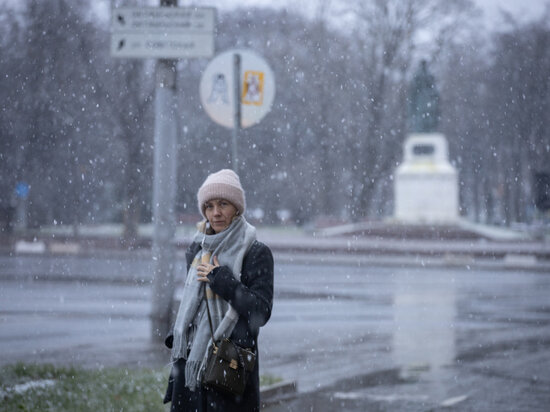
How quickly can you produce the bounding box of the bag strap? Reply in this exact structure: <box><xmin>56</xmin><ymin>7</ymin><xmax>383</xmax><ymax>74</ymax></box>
<box><xmin>203</xmin><ymin>284</ymin><xmax>217</xmax><ymax>348</ymax></box>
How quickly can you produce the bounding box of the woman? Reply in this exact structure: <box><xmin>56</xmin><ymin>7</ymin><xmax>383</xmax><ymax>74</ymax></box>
<box><xmin>164</xmin><ymin>169</ymin><xmax>274</xmax><ymax>412</ymax></box>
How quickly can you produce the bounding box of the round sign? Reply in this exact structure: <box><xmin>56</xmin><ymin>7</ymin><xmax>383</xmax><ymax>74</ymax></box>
<box><xmin>199</xmin><ymin>48</ymin><xmax>275</xmax><ymax>129</ymax></box>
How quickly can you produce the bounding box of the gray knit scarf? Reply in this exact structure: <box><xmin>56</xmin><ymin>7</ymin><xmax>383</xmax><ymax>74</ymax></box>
<box><xmin>171</xmin><ymin>216</ymin><xmax>256</xmax><ymax>391</ymax></box>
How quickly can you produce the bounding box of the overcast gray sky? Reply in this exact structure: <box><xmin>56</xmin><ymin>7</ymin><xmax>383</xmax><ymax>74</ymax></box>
<box><xmin>87</xmin><ymin>1</ymin><xmax>550</xmax><ymax>29</ymax></box>
<box><xmin>201</xmin><ymin>0</ymin><xmax>548</xmax><ymax>25</ymax></box>
<box><xmin>6</xmin><ymin>0</ymin><xmax>546</xmax><ymax>31</ymax></box>
<box><xmin>4</xmin><ymin>0</ymin><xmax>548</xmax><ymax>22</ymax></box>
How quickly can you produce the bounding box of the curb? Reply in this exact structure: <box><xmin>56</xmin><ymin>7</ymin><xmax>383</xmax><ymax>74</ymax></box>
<box><xmin>261</xmin><ymin>380</ymin><xmax>298</xmax><ymax>404</ymax></box>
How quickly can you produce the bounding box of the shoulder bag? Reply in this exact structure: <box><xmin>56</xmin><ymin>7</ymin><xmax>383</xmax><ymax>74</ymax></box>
<box><xmin>202</xmin><ymin>286</ymin><xmax>256</xmax><ymax>396</ymax></box>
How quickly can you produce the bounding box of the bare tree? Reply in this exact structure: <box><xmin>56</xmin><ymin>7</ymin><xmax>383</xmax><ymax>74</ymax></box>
<box><xmin>487</xmin><ymin>12</ymin><xmax>550</xmax><ymax>224</ymax></box>
<box><xmin>111</xmin><ymin>61</ymin><xmax>154</xmax><ymax>246</ymax></box>
<box><xmin>4</xmin><ymin>1</ymin><xmax>547</xmax><ymax>231</ymax></box>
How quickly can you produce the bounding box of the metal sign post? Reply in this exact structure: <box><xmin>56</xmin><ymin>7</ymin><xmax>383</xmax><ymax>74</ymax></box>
<box><xmin>232</xmin><ymin>53</ymin><xmax>241</xmax><ymax>173</ymax></box>
<box><xmin>111</xmin><ymin>2</ymin><xmax>215</xmax><ymax>341</ymax></box>
<box><xmin>149</xmin><ymin>0</ymin><xmax>178</xmax><ymax>343</ymax></box>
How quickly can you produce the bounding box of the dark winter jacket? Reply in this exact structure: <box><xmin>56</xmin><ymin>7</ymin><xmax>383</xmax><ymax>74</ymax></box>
<box><xmin>164</xmin><ymin>240</ymin><xmax>274</xmax><ymax>411</ymax></box>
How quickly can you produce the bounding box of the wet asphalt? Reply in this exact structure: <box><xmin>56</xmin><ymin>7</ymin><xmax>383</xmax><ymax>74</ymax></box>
<box><xmin>1</xmin><ymin>254</ymin><xmax>549</xmax><ymax>411</ymax></box>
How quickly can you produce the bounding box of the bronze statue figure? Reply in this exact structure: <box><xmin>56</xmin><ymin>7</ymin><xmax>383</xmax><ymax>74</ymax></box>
<box><xmin>408</xmin><ymin>60</ymin><xmax>440</xmax><ymax>133</ymax></box>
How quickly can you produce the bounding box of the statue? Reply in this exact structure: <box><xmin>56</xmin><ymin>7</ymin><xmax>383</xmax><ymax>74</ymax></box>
<box><xmin>408</xmin><ymin>60</ymin><xmax>440</xmax><ymax>133</ymax></box>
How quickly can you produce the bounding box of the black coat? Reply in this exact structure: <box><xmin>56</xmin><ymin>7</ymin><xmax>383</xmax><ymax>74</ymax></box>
<box><xmin>164</xmin><ymin>240</ymin><xmax>274</xmax><ymax>411</ymax></box>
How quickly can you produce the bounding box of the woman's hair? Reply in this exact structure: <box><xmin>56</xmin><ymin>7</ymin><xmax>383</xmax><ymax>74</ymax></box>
<box><xmin>197</xmin><ymin>220</ymin><xmax>216</xmax><ymax>235</ymax></box>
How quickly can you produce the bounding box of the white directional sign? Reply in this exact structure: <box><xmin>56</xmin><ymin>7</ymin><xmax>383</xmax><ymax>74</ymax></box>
<box><xmin>111</xmin><ymin>7</ymin><xmax>215</xmax><ymax>59</ymax></box>
<box><xmin>111</xmin><ymin>32</ymin><xmax>214</xmax><ymax>59</ymax></box>
<box><xmin>199</xmin><ymin>49</ymin><xmax>276</xmax><ymax>129</ymax></box>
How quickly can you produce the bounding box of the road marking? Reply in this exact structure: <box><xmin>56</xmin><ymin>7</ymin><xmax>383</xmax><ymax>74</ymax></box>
<box><xmin>333</xmin><ymin>391</ymin><xmax>429</xmax><ymax>402</ymax></box>
<box><xmin>440</xmin><ymin>394</ymin><xmax>468</xmax><ymax>407</ymax></box>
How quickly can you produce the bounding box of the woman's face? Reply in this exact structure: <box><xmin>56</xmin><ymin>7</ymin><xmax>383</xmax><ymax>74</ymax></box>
<box><xmin>204</xmin><ymin>198</ymin><xmax>238</xmax><ymax>233</ymax></box>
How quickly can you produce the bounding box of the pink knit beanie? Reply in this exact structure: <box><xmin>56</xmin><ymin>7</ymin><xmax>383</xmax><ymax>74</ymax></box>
<box><xmin>197</xmin><ymin>169</ymin><xmax>246</xmax><ymax>218</ymax></box>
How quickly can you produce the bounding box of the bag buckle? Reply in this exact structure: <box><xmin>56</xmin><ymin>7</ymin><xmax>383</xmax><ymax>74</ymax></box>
<box><xmin>229</xmin><ymin>359</ymin><xmax>238</xmax><ymax>369</ymax></box>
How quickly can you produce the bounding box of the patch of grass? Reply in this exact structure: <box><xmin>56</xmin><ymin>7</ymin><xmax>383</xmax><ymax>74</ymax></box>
<box><xmin>260</xmin><ymin>373</ymin><xmax>284</xmax><ymax>387</ymax></box>
<box><xmin>0</xmin><ymin>363</ymin><xmax>168</xmax><ymax>412</ymax></box>
<box><xmin>0</xmin><ymin>363</ymin><xmax>285</xmax><ymax>411</ymax></box>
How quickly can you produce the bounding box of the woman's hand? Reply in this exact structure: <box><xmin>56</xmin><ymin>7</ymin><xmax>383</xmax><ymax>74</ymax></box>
<box><xmin>197</xmin><ymin>256</ymin><xmax>220</xmax><ymax>283</ymax></box>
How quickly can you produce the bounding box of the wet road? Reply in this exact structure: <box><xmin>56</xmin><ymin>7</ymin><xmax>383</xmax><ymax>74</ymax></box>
<box><xmin>1</xmin><ymin>256</ymin><xmax>549</xmax><ymax>410</ymax></box>
<box><xmin>262</xmin><ymin>263</ymin><xmax>550</xmax><ymax>411</ymax></box>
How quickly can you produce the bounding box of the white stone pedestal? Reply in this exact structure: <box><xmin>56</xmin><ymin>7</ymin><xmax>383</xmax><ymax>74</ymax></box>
<box><xmin>394</xmin><ymin>133</ymin><xmax>458</xmax><ymax>223</ymax></box>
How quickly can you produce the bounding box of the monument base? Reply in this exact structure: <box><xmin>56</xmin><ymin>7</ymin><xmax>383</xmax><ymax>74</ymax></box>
<box><xmin>394</xmin><ymin>133</ymin><xmax>459</xmax><ymax>224</ymax></box>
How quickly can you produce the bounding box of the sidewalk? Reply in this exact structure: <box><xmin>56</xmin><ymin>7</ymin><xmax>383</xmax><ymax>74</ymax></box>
<box><xmin>2</xmin><ymin>222</ymin><xmax>550</xmax><ymax>274</ymax></box>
